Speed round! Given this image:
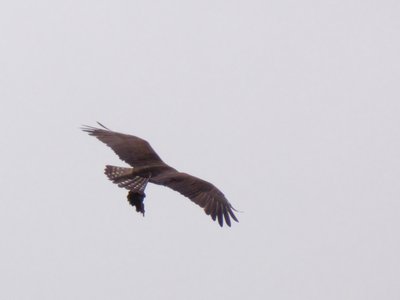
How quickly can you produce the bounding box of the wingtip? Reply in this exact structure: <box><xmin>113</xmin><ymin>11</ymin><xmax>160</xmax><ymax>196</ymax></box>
<box><xmin>231</xmin><ymin>206</ymin><xmax>244</xmax><ymax>214</ymax></box>
<box><xmin>80</xmin><ymin>124</ymin><xmax>94</xmax><ymax>133</ymax></box>
<box><xmin>96</xmin><ymin>121</ymin><xmax>111</xmax><ymax>130</ymax></box>
<box><xmin>80</xmin><ymin>122</ymin><xmax>111</xmax><ymax>134</ymax></box>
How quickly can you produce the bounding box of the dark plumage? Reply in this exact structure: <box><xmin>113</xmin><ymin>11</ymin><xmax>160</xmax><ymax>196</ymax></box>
<box><xmin>82</xmin><ymin>123</ymin><xmax>238</xmax><ymax>227</ymax></box>
<box><xmin>127</xmin><ymin>191</ymin><xmax>146</xmax><ymax>215</ymax></box>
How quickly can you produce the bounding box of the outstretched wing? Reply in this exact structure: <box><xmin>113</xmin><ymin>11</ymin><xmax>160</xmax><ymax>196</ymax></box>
<box><xmin>151</xmin><ymin>171</ymin><xmax>238</xmax><ymax>227</ymax></box>
<box><xmin>82</xmin><ymin>123</ymin><xmax>164</xmax><ymax>167</ymax></box>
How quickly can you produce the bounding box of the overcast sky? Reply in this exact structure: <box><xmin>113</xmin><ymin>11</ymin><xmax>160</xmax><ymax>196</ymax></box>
<box><xmin>1</xmin><ymin>1</ymin><xmax>400</xmax><ymax>299</ymax></box>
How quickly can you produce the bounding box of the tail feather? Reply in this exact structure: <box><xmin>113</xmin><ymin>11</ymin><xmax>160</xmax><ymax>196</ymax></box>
<box><xmin>104</xmin><ymin>165</ymin><xmax>133</xmax><ymax>183</ymax></box>
<box><xmin>104</xmin><ymin>165</ymin><xmax>149</xmax><ymax>193</ymax></box>
<box><xmin>117</xmin><ymin>176</ymin><xmax>149</xmax><ymax>192</ymax></box>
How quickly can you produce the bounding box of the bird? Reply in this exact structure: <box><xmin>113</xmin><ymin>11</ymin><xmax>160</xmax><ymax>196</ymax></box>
<box><xmin>81</xmin><ymin>123</ymin><xmax>239</xmax><ymax>227</ymax></box>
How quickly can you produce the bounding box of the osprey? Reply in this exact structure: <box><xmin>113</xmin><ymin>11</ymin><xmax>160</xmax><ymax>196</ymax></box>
<box><xmin>82</xmin><ymin>123</ymin><xmax>238</xmax><ymax>227</ymax></box>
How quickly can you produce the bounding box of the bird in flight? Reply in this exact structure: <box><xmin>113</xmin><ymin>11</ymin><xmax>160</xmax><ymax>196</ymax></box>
<box><xmin>82</xmin><ymin>123</ymin><xmax>238</xmax><ymax>227</ymax></box>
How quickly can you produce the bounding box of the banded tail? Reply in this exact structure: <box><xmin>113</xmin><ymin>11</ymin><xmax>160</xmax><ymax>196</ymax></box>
<box><xmin>105</xmin><ymin>165</ymin><xmax>149</xmax><ymax>193</ymax></box>
<box><xmin>104</xmin><ymin>165</ymin><xmax>133</xmax><ymax>182</ymax></box>
<box><xmin>105</xmin><ymin>165</ymin><xmax>149</xmax><ymax>216</ymax></box>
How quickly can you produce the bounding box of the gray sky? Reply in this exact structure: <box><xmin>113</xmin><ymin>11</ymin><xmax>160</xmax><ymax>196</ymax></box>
<box><xmin>1</xmin><ymin>1</ymin><xmax>399</xmax><ymax>299</ymax></box>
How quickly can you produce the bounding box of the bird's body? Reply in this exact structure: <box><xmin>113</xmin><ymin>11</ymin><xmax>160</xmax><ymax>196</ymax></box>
<box><xmin>82</xmin><ymin>123</ymin><xmax>238</xmax><ymax>227</ymax></box>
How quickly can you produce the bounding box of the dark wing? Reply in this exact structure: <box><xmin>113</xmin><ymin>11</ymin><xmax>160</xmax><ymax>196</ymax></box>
<box><xmin>150</xmin><ymin>171</ymin><xmax>238</xmax><ymax>227</ymax></box>
<box><xmin>82</xmin><ymin>123</ymin><xmax>164</xmax><ymax>167</ymax></box>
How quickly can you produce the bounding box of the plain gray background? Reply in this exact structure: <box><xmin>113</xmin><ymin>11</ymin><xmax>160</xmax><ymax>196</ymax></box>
<box><xmin>1</xmin><ymin>1</ymin><xmax>399</xmax><ymax>299</ymax></box>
